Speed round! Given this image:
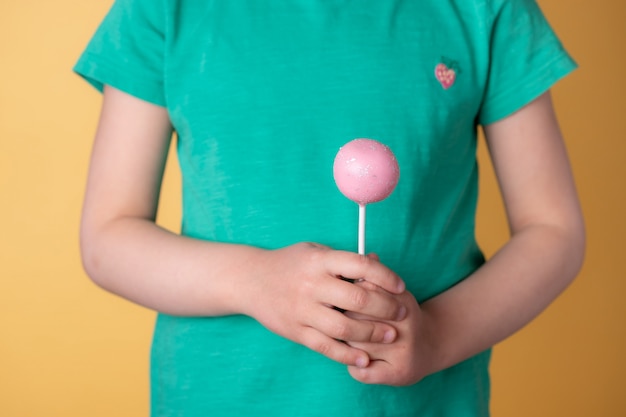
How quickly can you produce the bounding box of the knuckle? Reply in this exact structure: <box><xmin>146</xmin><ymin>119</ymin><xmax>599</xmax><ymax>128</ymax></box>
<box><xmin>330</xmin><ymin>320</ymin><xmax>352</xmax><ymax>341</ymax></box>
<box><xmin>355</xmin><ymin>252</ymin><xmax>371</xmax><ymax>269</ymax></box>
<box><xmin>366</xmin><ymin>323</ymin><xmax>382</xmax><ymax>342</ymax></box>
<box><xmin>307</xmin><ymin>336</ymin><xmax>356</xmax><ymax>366</ymax></box>
<box><xmin>310</xmin><ymin>339</ymin><xmax>334</xmax><ymax>357</ymax></box>
<box><xmin>349</xmin><ymin>367</ymin><xmax>373</xmax><ymax>384</ymax></box>
<box><xmin>305</xmin><ymin>247</ymin><xmax>323</xmax><ymax>264</ymax></box>
<box><xmin>303</xmin><ymin>242</ymin><xmax>328</xmax><ymax>260</ymax></box>
<box><xmin>298</xmin><ymin>274</ymin><xmax>316</xmax><ymax>296</ymax></box>
<box><xmin>350</xmin><ymin>287</ymin><xmax>369</xmax><ymax>310</ymax></box>
<box><xmin>338</xmin><ymin>349</ymin><xmax>359</xmax><ymax>366</ymax></box>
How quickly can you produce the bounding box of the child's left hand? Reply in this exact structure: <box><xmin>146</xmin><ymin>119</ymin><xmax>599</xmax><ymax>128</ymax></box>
<box><xmin>345</xmin><ymin>280</ymin><xmax>436</xmax><ymax>386</ymax></box>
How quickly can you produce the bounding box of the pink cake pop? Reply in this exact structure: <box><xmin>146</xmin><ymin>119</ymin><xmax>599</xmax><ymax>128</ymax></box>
<box><xmin>333</xmin><ymin>138</ymin><xmax>400</xmax><ymax>254</ymax></box>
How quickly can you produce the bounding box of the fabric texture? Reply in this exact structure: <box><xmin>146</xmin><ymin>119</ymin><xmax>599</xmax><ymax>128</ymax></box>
<box><xmin>74</xmin><ymin>1</ymin><xmax>576</xmax><ymax>416</ymax></box>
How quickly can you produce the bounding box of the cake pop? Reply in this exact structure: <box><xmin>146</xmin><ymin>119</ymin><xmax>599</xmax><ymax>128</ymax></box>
<box><xmin>333</xmin><ymin>138</ymin><xmax>399</xmax><ymax>254</ymax></box>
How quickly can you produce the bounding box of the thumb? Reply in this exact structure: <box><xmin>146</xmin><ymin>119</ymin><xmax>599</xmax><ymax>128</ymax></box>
<box><xmin>366</xmin><ymin>252</ymin><xmax>380</xmax><ymax>262</ymax></box>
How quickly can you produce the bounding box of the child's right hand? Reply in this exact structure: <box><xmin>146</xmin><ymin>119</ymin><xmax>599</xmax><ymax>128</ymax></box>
<box><xmin>237</xmin><ymin>242</ymin><xmax>407</xmax><ymax>369</ymax></box>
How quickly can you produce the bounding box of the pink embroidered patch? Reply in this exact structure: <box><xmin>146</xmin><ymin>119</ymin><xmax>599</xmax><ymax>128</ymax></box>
<box><xmin>435</xmin><ymin>63</ymin><xmax>456</xmax><ymax>89</ymax></box>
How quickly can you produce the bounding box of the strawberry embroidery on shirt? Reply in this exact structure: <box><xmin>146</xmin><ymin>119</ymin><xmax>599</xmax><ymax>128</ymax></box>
<box><xmin>435</xmin><ymin>58</ymin><xmax>461</xmax><ymax>90</ymax></box>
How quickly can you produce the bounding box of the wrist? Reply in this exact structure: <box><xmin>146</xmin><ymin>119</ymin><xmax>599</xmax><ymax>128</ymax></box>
<box><xmin>221</xmin><ymin>245</ymin><xmax>269</xmax><ymax>317</ymax></box>
<box><xmin>418</xmin><ymin>301</ymin><xmax>455</xmax><ymax>377</ymax></box>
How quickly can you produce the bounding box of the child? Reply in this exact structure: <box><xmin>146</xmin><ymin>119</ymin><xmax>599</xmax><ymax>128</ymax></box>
<box><xmin>75</xmin><ymin>0</ymin><xmax>585</xmax><ymax>415</ymax></box>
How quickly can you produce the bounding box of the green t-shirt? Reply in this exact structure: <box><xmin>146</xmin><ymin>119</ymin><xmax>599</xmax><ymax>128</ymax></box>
<box><xmin>75</xmin><ymin>1</ymin><xmax>575</xmax><ymax>415</ymax></box>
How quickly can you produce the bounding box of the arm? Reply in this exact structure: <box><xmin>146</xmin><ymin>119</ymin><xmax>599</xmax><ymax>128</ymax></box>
<box><xmin>80</xmin><ymin>86</ymin><xmax>407</xmax><ymax>367</ymax></box>
<box><xmin>348</xmin><ymin>91</ymin><xmax>585</xmax><ymax>385</ymax></box>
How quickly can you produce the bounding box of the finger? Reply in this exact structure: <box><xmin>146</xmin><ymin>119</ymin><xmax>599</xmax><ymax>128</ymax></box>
<box><xmin>366</xmin><ymin>253</ymin><xmax>380</xmax><ymax>262</ymax></box>
<box><xmin>311</xmin><ymin>308</ymin><xmax>397</xmax><ymax>344</ymax></box>
<box><xmin>348</xmin><ymin>357</ymin><xmax>417</xmax><ymax>386</ymax></box>
<box><xmin>348</xmin><ymin>360</ymin><xmax>394</xmax><ymax>385</ymax></box>
<box><xmin>324</xmin><ymin>251</ymin><xmax>405</xmax><ymax>294</ymax></box>
<box><xmin>345</xmin><ymin>337</ymin><xmax>392</xmax><ymax>357</ymax></box>
<box><xmin>343</xmin><ymin>310</ymin><xmax>379</xmax><ymax>321</ymax></box>
<box><xmin>323</xmin><ymin>279</ymin><xmax>407</xmax><ymax>321</ymax></box>
<box><xmin>299</xmin><ymin>327</ymin><xmax>370</xmax><ymax>368</ymax></box>
<box><xmin>349</xmin><ymin>361</ymin><xmax>416</xmax><ymax>386</ymax></box>
<box><xmin>353</xmin><ymin>279</ymin><xmax>380</xmax><ymax>291</ymax></box>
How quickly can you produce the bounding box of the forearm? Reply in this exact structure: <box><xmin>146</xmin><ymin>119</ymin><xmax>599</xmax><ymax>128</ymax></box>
<box><xmin>421</xmin><ymin>222</ymin><xmax>584</xmax><ymax>375</ymax></box>
<box><xmin>80</xmin><ymin>217</ymin><xmax>264</xmax><ymax>316</ymax></box>
<box><xmin>80</xmin><ymin>87</ymin><xmax>409</xmax><ymax>368</ymax></box>
<box><xmin>347</xmin><ymin>93</ymin><xmax>585</xmax><ymax>386</ymax></box>
<box><xmin>422</xmin><ymin>92</ymin><xmax>586</xmax><ymax>375</ymax></box>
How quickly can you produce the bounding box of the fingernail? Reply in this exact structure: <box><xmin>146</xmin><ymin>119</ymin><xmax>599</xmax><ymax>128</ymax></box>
<box><xmin>383</xmin><ymin>329</ymin><xmax>395</xmax><ymax>343</ymax></box>
<box><xmin>396</xmin><ymin>305</ymin><xmax>407</xmax><ymax>321</ymax></box>
<box><xmin>396</xmin><ymin>280</ymin><xmax>406</xmax><ymax>293</ymax></box>
<box><xmin>356</xmin><ymin>356</ymin><xmax>369</xmax><ymax>368</ymax></box>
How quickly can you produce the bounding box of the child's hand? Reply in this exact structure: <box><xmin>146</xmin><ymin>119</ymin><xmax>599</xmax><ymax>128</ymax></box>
<box><xmin>345</xmin><ymin>281</ymin><xmax>436</xmax><ymax>386</ymax></box>
<box><xmin>239</xmin><ymin>242</ymin><xmax>407</xmax><ymax>369</ymax></box>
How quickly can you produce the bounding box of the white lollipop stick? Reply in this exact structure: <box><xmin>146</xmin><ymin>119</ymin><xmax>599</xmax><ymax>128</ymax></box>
<box><xmin>358</xmin><ymin>204</ymin><xmax>366</xmax><ymax>255</ymax></box>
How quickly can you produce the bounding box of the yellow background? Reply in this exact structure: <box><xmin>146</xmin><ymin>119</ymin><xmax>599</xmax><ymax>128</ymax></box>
<box><xmin>1</xmin><ymin>0</ymin><xmax>624</xmax><ymax>415</ymax></box>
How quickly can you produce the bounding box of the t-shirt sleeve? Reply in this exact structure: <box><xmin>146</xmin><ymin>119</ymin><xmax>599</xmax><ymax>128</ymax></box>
<box><xmin>73</xmin><ymin>0</ymin><xmax>167</xmax><ymax>106</ymax></box>
<box><xmin>477</xmin><ymin>0</ymin><xmax>577</xmax><ymax>125</ymax></box>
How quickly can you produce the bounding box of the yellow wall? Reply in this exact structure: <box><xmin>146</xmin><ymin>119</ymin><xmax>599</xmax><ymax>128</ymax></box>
<box><xmin>0</xmin><ymin>1</ymin><xmax>623</xmax><ymax>415</ymax></box>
